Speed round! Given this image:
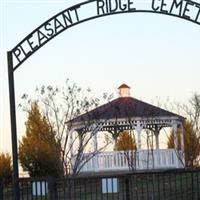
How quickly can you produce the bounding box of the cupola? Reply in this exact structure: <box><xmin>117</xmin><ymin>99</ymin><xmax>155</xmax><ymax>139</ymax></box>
<box><xmin>118</xmin><ymin>83</ymin><xmax>131</xmax><ymax>97</ymax></box>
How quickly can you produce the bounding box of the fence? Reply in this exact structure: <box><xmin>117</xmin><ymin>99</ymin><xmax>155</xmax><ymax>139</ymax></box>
<box><xmin>1</xmin><ymin>169</ymin><xmax>200</xmax><ymax>200</ymax></box>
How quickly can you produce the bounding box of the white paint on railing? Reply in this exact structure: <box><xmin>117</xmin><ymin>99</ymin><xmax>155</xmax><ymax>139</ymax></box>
<box><xmin>72</xmin><ymin>149</ymin><xmax>184</xmax><ymax>172</ymax></box>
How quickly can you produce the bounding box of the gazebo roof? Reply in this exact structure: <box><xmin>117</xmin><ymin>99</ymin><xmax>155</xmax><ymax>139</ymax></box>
<box><xmin>118</xmin><ymin>83</ymin><xmax>130</xmax><ymax>89</ymax></box>
<box><xmin>68</xmin><ymin>97</ymin><xmax>184</xmax><ymax>126</ymax></box>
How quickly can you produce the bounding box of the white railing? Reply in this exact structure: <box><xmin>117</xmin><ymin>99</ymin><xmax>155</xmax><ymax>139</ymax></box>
<box><xmin>73</xmin><ymin>149</ymin><xmax>184</xmax><ymax>172</ymax></box>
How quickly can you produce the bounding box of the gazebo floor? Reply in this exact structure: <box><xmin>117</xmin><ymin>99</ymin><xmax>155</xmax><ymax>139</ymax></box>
<box><xmin>76</xmin><ymin>168</ymin><xmax>185</xmax><ymax>178</ymax></box>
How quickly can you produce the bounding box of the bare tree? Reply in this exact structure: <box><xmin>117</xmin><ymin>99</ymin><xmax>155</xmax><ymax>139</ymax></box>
<box><xmin>154</xmin><ymin>93</ymin><xmax>200</xmax><ymax>136</ymax></box>
<box><xmin>20</xmin><ymin>79</ymin><xmax>113</xmax><ymax>176</ymax></box>
<box><xmin>145</xmin><ymin>129</ymin><xmax>155</xmax><ymax>169</ymax></box>
<box><xmin>68</xmin><ymin>123</ymin><xmax>113</xmax><ymax>175</ymax></box>
<box><xmin>167</xmin><ymin>120</ymin><xmax>200</xmax><ymax>167</ymax></box>
<box><xmin>186</xmin><ymin>94</ymin><xmax>200</xmax><ymax>137</ymax></box>
<box><xmin>154</xmin><ymin>93</ymin><xmax>200</xmax><ymax>167</ymax></box>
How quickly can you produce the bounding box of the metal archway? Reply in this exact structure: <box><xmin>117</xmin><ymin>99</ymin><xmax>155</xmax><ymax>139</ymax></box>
<box><xmin>7</xmin><ymin>0</ymin><xmax>200</xmax><ymax>199</ymax></box>
<box><xmin>10</xmin><ymin>0</ymin><xmax>200</xmax><ymax>70</ymax></box>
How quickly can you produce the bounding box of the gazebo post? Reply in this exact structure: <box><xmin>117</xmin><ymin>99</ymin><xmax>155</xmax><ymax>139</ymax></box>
<box><xmin>92</xmin><ymin>131</ymin><xmax>98</xmax><ymax>170</ymax></box>
<box><xmin>69</xmin><ymin>129</ymin><xmax>74</xmax><ymax>158</ymax></box>
<box><xmin>154</xmin><ymin>127</ymin><xmax>160</xmax><ymax>168</ymax></box>
<box><xmin>135</xmin><ymin>122</ymin><xmax>142</xmax><ymax>150</ymax></box>
<box><xmin>93</xmin><ymin>131</ymin><xmax>98</xmax><ymax>152</ymax></box>
<box><xmin>68</xmin><ymin>129</ymin><xmax>75</xmax><ymax>174</ymax></box>
<box><xmin>180</xmin><ymin>122</ymin><xmax>185</xmax><ymax>167</ymax></box>
<box><xmin>172</xmin><ymin>123</ymin><xmax>179</xmax><ymax>167</ymax></box>
<box><xmin>155</xmin><ymin>129</ymin><xmax>160</xmax><ymax>150</ymax></box>
<box><xmin>135</xmin><ymin>122</ymin><xmax>142</xmax><ymax>169</ymax></box>
<box><xmin>172</xmin><ymin>123</ymin><xmax>178</xmax><ymax>149</ymax></box>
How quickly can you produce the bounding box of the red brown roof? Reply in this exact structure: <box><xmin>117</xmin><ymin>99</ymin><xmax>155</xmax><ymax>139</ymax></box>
<box><xmin>68</xmin><ymin>97</ymin><xmax>184</xmax><ymax>124</ymax></box>
<box><xmin>118</xmin><ymin>84</ymin><xmax>130</xmax><ymax>89</ymax></box>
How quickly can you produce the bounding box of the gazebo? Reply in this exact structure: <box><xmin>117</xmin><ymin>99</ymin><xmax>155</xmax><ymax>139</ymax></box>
<box><xmin>67</xmin><ymin>84</ymin><xmax>185</xmax><ymax>173</ymax></box>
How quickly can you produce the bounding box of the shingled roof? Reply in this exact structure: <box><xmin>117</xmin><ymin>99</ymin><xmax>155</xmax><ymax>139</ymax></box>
<box><xmin>68</xmin><ymin>97</ymin><xmax>184</xmax><ymax>124</ymax></box>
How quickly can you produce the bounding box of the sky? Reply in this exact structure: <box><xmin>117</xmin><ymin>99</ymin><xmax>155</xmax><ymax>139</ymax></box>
<box><xmin>1</xmin><ymin>0</ymin><xmax>200</xmax><ymax>153</ymax></box>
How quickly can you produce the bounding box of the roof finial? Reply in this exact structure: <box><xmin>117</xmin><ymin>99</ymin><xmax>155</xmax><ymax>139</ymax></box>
<box><xmin>118</xmin><ymin>84</ymin><xmax>131</xmax><ymax>97</ymax></box>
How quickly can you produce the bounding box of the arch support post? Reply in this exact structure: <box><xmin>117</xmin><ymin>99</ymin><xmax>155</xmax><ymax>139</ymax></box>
<box><xmin>7</xmin><ymin>51</ymin><xmax>20</xmax><ymax>200</ymax></box>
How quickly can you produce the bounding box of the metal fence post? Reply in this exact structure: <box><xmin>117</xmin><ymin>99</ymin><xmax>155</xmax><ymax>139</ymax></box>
<box><xmin>125</xmin><ymin>176</ymin><xmax>130</xmax><ymax>200</ymax></box>
<box><xmin>0</xmin><ymin>181</ymin><xmax>3</xmax><ymax>200</ymax></box>
<box><xmin>191</xmin><ymin>171</ymin><xmax>194</xmax><ymax>199</ymax></box>
<box><xmin>48</xmin><ymin>177</ymin><xmax>58</xmax><ymax>200</ymax></box>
